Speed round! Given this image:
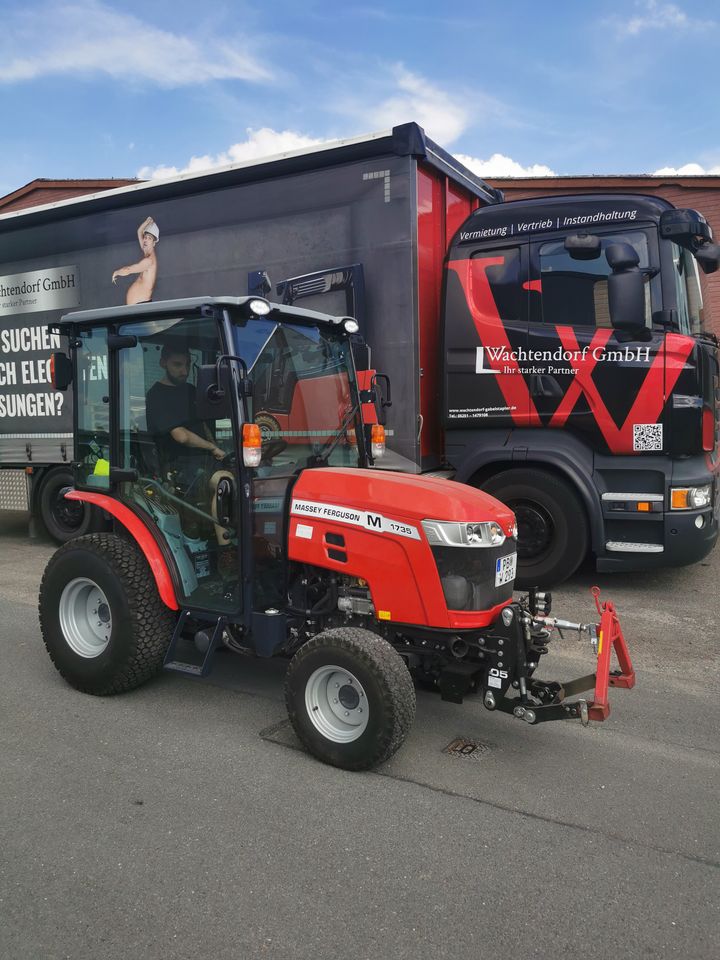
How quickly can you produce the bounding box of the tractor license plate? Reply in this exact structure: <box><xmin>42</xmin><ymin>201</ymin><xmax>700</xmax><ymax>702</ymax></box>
<box><xmin>495</xmin><ymin>553</ymin><xmax>517</xmax><ymax>587</ymax></box>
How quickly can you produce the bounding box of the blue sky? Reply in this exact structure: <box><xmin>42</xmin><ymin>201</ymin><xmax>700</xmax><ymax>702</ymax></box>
<box><xmin>1</xmin><ymin>0</ymin><xmax>719</xmax><ymax>196</ymax></box>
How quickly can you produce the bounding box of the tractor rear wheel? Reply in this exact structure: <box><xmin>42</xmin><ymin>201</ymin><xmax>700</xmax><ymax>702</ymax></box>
<box><xmin>38</xmin><ymin>533</ymin><xmax>175</xmax><ymax>695</ymax></box>
<box><xmin>285</xmin><ymin>627</ymin><xmax>416</xmax><ymax>770</ymax></box>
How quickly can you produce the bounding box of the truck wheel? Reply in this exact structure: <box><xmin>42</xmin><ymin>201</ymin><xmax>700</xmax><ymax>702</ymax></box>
<box><xmin>285</xmin><ymin>627</ymin><xmax>416</xmax><ymax>770</ymax></box>
<box><xmin>481</xmin><ymin>468</ymin><xmax>587</xmax><ymax>588</ymax></box>
<box><xmin>38</xmin><ymin>533</ymin><xmax>175</xmax><ymax>695</ymax></box>
<box><xmin>37</xmin><ymin>467</ymin><xmax>105</xmax><ymax>543</ymax></box>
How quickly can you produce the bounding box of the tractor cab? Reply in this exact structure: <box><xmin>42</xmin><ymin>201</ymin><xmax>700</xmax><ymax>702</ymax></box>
<box><xmin>53</xmin><ymin>296</ymin><xmax>373</xmax><ymax>623</ymax></box>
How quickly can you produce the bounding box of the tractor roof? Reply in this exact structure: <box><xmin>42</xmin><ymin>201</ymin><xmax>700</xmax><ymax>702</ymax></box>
<box><xmin>56</xmin><ymin>296</ymin><xmax>353</xmax><ymax>331</ymax></box>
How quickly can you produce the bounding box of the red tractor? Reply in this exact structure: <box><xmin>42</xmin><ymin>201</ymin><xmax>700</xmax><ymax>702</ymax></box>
<box><xmin>38</xmin><ymin>297</ymin><xmax>634</xmax><ymax>769</ymax></box>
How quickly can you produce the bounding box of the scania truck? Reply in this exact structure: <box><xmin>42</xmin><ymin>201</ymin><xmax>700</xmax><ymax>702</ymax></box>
<box><xmin>0</xmin><ymin>123</ymin><xmax>717</xmax><ymax>584</ymax></box>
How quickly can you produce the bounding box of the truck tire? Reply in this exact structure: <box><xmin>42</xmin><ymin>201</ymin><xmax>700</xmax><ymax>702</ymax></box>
<box><xmin>285</xmin><ymin>627</ymin><xmax>416</xmax><ymax>770</ymax></box>
<box><xmin>38</xmin><ymin>533</ymin><xmax>175</xmax><ymax>695</ymax></box>
<box><xmin>481</xmin><ymin>468</ymin><xmax>588</xmax><ymax>588</ymax></box>
<box><xmin>37</xmin><ymin>467</ymin><xmax>106</xmax><ymax>543</ymax></box>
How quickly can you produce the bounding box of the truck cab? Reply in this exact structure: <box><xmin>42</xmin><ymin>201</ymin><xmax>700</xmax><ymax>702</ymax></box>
<box><xmin>443</xmin><ymin>194</ymin><xmax>720</xmax><ymax>585</ymax></box>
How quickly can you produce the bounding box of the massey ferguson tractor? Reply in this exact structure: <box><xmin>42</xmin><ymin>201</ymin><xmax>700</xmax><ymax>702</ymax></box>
<box><xmin>38</xmin><ymin>296</ymin><xmax>634</xmax><ymax>769</ymax></box>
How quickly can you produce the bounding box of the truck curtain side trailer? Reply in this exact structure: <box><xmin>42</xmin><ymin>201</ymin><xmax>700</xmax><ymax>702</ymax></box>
<box><xmin>0</xmin><ymin>122</ymin><xmax>717</xmax><ymax>583</ymax></box>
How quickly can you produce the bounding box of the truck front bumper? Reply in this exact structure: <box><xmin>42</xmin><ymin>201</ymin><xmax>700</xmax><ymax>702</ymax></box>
<box><xmin>597</xmin><ymin>503</ymin><xmax>717</xmax><ymax>572</ymax></box>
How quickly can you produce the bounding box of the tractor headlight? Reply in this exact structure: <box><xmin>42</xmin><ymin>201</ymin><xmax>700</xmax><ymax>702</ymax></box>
<box><xmin>670</xmin><ymin>484</ymin><xmax>712</xmax><ymax>510</ymax></box>
<box><xmin>422</xmin><ymin>519</ymin><xmax>506</xmax><ymax>547</ymax></box>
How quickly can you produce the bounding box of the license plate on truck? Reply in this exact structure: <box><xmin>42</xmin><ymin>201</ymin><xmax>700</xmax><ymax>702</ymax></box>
<box><xmin>495</xmin><ymin>553</ymin><xmax>517</xmax><ymax>587</ymax></box>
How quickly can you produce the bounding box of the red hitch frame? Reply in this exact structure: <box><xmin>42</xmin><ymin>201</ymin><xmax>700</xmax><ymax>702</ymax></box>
<box><xmin>587</xmin><ymin>586</ymin><xmax>636</xmax><ymax>720</ymax></box>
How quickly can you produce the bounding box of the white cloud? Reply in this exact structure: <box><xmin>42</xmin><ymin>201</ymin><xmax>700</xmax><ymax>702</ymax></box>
<box><xmin>366</xmin><ymin>66</ymin><xmax>469</xmax><ymax>144</ymax></box>
<box><xmin>0</xmin><ymin>0</ymin><xmax>270</xmax><ymax>86</ymax></box>
<box><xmin>654</xmin><ymin>163</ymin><xmax>720</xmax><ymax>175</ymax></box>
<box><xmin>616</xmin><ymin>0</ymin><xmax>714</xmax><ymax>36</ymax></box>
<box><xmin>137</xmin><ymin>128</ymin><xmax>331</xmax><ymax>179</ymax></box>
<box><xmin>456</xmin><ymin>152</ymin><xmax>556</xmax><ymax>178</ymax></box>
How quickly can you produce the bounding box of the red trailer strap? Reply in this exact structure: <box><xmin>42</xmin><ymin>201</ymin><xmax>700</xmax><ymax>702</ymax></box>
<box><xmin>588</xmin><ymin>586</ymin><xmax>635</xmax><ymax>720</ymax></box>
<box><xmin>64</xmin><ymin>490</ymin><xmax>179</xmax><ymax>610</ymax></box>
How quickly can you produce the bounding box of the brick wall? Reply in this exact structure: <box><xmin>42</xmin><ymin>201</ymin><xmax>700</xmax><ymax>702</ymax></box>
<box><xmin>0</xmin><ymin>179</ymin><xmax>138</xmax><ymax>214</ymax></box>
<box><xmin>487</xmin><ymin>177</ymin><xmax>720</xmax><ymax>336</ymax></box>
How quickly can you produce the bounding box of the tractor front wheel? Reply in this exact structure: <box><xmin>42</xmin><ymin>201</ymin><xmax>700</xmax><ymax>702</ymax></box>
<box><xmin>285</xmin><ymin>627</ymin><xmax>416</xmax><ymax>770</ymax></box>
<box><xmin>38</xmin><ymin>533</ymin><xmax>175</xmax><ymax>695</ymax></box>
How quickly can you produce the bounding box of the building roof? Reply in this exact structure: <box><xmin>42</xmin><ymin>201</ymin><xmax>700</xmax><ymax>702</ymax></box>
<box><xmin>0</xmin><ymin>178</ymin><xmax>140</xmax><ymax>213</ymax></box>
<box><xmin>487</xmin><ymin>174</ymin><xmax>720</xmax><ymax>190</ymax></box>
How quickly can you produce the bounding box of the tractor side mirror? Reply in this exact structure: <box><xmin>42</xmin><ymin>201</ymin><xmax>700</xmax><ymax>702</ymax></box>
<box><xmin>195</xmin><ymin>364</ymin><xmax>232</xmax><ymax>420</ymax></box>
<box><xmin>371</xmin><ymin>372</ymin><xmax>392</xmax><ymax>427</ymax></box>
<box><xmin>606</xmin><ymin>243</ymin><xmax>646</xmax><ymax>333</ymax></box>
<box><xmin>50</xmin><ymin>352</ymin><xmax>73</xmax><ymax>390</ymax></box>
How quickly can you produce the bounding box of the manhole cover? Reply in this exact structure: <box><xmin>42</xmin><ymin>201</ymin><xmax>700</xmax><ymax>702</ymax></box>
<box><xmin>443</xmin><ymin>736</ymin><xmax>493</xmax><ymax>760</ymax></box>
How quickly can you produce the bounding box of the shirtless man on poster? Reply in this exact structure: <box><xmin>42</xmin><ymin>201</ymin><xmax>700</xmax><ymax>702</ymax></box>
<box><xmin>111</xmin><ymin>216</ymin><xmax>159</xmax><ymax>304</ymax></box>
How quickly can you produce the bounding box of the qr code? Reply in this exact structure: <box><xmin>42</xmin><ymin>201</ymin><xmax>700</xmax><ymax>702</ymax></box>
<box><xmin>633</xmin><ymin>423</ymin><xmax>663</xmax><ymax>451</ymax></box>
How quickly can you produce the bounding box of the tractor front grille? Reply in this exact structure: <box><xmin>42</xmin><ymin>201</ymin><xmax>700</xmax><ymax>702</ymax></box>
<box><xmin>431</xmin><ymin>544</ymin><xmax>515</xmax><ymax>611</ymax></box>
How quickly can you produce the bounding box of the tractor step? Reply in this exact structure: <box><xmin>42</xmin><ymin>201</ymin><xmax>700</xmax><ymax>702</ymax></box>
<box><xmin>164</xmin><ymin>660</ymin><xmax>205</xmax><ymax>676</ymax></box>
<box><xmin>163</xmin><ymin>610</ymin><xmax>227</xmax><ymax>679</ymax></box>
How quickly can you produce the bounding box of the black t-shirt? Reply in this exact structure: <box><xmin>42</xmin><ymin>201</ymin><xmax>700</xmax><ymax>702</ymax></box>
<box><xmin>146</xmin><ymin>381</ymin><xmax>209</xmax><ymax>468</ymax></box>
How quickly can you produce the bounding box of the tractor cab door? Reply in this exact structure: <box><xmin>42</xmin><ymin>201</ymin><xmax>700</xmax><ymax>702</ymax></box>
<box><xmin>111</xmin><ymin>312</ymin><xmax>242</xmax><ymax>615</ymax></box>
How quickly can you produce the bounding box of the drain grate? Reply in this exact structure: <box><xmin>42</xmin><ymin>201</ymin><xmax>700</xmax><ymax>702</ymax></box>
<box><xmin>443</xmin><ymin>736</ymin><xmax>493</xmax><ymax>760</ymax></box>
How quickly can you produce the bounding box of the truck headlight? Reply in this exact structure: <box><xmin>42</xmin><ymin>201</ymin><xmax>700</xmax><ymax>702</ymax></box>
<box><xmin>422</xmin><ymin>519</ymin><xmax>506</xmax><ymax>547</ymax></box>
<box><xmin>670</xmin><ymin>484</ymin><xmax>712</xmax><ymax>510</ymax></box>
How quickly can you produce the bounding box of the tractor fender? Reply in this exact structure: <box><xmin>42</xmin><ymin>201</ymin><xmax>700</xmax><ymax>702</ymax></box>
<box><xmin>64</xmin><ymin>490</ymin><xmax>179</xmax><ymax>610</ymax></box>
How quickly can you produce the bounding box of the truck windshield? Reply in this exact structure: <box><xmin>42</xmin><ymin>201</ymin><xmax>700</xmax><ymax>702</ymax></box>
<box><xmin>671</xmin><ymin>242</ymin><xmax>704</xmax><ymax>335</ymax></box>
<box><xmin>235</xmin><ymin>318</ymin><xmax>363</xmax><ymax>473</ymax></box>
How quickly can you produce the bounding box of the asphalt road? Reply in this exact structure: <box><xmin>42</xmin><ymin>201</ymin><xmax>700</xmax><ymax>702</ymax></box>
<box><xmin>1</xmin><ymin>510</ymin><xmax>718</xmax><ymax>960</ymax></box>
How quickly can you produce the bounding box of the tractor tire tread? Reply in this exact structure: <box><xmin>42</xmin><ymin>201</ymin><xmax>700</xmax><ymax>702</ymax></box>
<box><xmin>38</xmin><ymin>533</ymin><xmax>174</xmax><ymax>695</ymax></box>
<box><xmin>285</xmin><ymin>627</ymin><xmax>416</xmax><ymax>770</ymax></box>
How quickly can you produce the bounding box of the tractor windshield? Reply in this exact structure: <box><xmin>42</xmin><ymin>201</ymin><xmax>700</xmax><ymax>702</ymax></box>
<box><xmin>233</xmin><ymin>318</ymin><xmax>365</xmax><ymax>474</ymax></box>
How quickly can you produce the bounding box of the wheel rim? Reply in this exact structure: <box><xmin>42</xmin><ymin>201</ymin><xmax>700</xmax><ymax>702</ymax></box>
<box><xmin>513</xmin><ymin>500</ymin><xmax>554</xmax><ymax>560</ymax></box>
<box><xmin>51</xmin><ymin>494</ymin><xmax>84</xmax><ymax>532</ymax></box>
<box><xmin>59</xmin><ymin>578</ymin><xmax>113</xmax><ymax>658</ymax></box>
<box><xmin>305</xmin><ymin>664</ymin><xmax>369</xmax><ymax>743</ymax></box>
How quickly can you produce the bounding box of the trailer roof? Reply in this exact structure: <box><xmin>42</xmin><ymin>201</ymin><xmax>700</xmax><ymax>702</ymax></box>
<box><xmin>0</xmin><ymin>123</ymin><xmax>500</xmax><ymax>232</ymax></box>
<box><xmin>57</xmin><ymin>296</ymin><xmax>353</xmax><ymax>330</ymax></box>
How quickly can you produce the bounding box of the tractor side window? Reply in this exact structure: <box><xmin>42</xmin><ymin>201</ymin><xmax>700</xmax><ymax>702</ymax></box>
<box><xmin>75</xmin><ymin>327</ymin><xmax>110</xmax><ymax>490</ymax></box>
<box><xmin>537</xmin><ymin>230</ymin><xmax>652</xmax><ymax>327</ymax></box>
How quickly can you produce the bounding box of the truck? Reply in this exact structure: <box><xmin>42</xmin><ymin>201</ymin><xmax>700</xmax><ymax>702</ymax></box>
<box><xmin>1</xmin><ymin>122</ymin><xmax>718</xmax><ymax>584</ymax></box>
<box><xmin>37</xmin><ymin>295</ymin><xmax>635</xmax><ymax>769</ymax></box>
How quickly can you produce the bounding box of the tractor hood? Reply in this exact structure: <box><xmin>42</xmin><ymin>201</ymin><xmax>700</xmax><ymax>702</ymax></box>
<box><xmin>291</xmin><ymin>467</ymin><xmax>515</xmax><ymax>532</ymax></box>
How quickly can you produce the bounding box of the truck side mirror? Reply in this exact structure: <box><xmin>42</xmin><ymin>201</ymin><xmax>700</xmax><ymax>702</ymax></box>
<box><xmin>564</xmin><ymin>233</ymin><xmax>601</xmax><ymax>260</ymax></box>
<box><xmin>606</xmin><ymin>243</ymin><xmax>646</xmax><ymax>333</ymax></box>
<box><xmin>695</xmin><ymin>242</ymin><xmax>720</xmax><ymax>275</ymax></box>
